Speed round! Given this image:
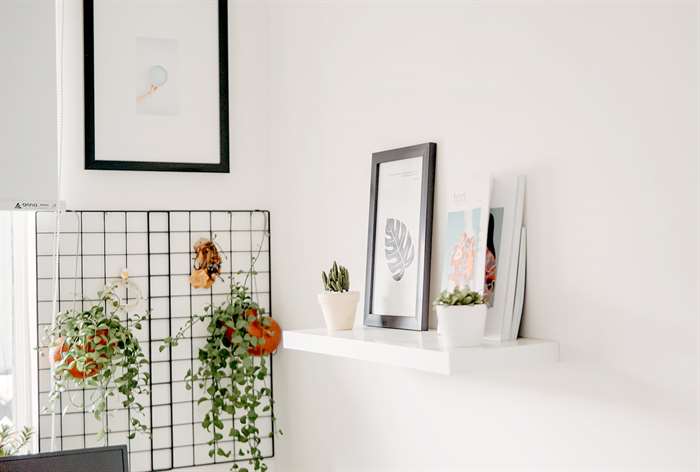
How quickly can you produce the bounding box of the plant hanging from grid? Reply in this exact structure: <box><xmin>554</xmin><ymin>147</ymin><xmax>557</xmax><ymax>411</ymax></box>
<box><xmin>44</xmin><ymin>282</ymin><xmax>151</xmax><ymax>442</ymax></box>
<box><xmin>35</xmin><ymin>209</ymin><xmax>275</xmax><ymax>471</ymax></box>
<box><xmin>163</xmin><ymin>231</ymin><xmax>281</xmax><ymax>472</ymax></box>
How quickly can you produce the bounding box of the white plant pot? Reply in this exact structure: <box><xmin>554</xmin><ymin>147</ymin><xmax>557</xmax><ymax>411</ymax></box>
<box><xmin>318</xmin><ymin>291</ymin><xmax>360</xmax><ymax>331</ymax></box>
<box><xmin>436</xmin><ymin>304</ymin><xmax>487</xmax><ymax>348</ymax></box>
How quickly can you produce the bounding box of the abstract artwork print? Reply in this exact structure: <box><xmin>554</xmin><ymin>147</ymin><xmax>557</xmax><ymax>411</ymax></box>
<box><xmin>442</xmin><ymin>203</ymin><xmax>489</xmax><ymax>296</ymax></box>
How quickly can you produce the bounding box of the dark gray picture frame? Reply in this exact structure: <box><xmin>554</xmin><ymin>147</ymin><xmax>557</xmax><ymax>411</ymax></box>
<box><xmin>364</xmin><ymin>143</ymin><xmax>436</xmax><ymax>331</ymax></box>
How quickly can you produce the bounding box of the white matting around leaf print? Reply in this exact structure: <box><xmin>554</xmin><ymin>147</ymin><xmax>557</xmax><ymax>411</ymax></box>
<box><xmin>371</xmin><ymin>156</ymin><xmax>422</xmax><ymax>317</ymax></box>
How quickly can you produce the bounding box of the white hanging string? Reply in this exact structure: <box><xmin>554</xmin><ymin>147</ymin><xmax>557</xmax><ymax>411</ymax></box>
<box><xmin>49</xmin><ymin>0</ymin><xmax>66</xmax><ymax>452</ymax></box>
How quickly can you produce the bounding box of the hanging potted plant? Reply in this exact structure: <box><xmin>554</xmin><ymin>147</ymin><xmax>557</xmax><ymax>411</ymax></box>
<box><xmin>318</xmin><ymin>261</ymin><xmax>358</xmax><ymax>331</ymax></box>
<box><xmin>163</xmin><ymin>237</ymin><xmax>281</xmax><ymax>472</ymax></box>
<box><xmin>44</xmin><ymin>282</ymin><xmax>150</xmax><ymax>441</ymax></box>
<box><xmin>434</xmin><ymin>286</ymin><xmax>486</xmax><ymax>348</ymax></box>
<box><xmin>164</xmin><ymin>282</ymin><xmax>280</xmax><ymax>472</ymax></box>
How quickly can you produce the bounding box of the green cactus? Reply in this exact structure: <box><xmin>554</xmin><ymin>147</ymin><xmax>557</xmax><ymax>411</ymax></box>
<box><xmin>321</xmin><ymin>261</ymin><xmax>350</xmax><ymax>292</ymax></box>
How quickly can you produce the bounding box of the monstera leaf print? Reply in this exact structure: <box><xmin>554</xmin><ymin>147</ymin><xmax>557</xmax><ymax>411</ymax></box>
<box><xmin>384</xmin><ymin>218</ymin><xmax>415</xmax><ymax>281</ymax></box>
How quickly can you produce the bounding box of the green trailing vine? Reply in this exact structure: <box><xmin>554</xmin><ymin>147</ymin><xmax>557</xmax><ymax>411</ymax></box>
<box><xmin>44</xmin><ymin>283</ymin><xmax>150</xmax><ymax>442</ymax></box>
<box><xmin>162</xmin><ymin>281</ymin><xmax>278</xmax><ymax>472</ymax></box>
<box><xmin>162</xmin><ymin>227</ymin><xmax>279</xmax><ymax>472</ymax></box>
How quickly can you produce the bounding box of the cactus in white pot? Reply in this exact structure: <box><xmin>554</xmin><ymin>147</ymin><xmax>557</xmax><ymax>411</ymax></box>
<box><xmin>318</xmin><ymin>261</ymin><xmax>359</xmax><ymax>331</ymax></box>
<box><xmin>434</xmin><ymin>286</ymin><xmax>487</xmax><ymax>348</ymax></box>
<box><xmin>321</xmin><ymin>261</ymin><xmax>350</xmax><ymax>292</ymax></box>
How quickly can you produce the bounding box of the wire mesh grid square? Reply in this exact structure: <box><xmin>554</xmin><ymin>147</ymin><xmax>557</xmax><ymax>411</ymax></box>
<box><xmin>35</xmin><ymin>210</ymin><xmax>274</xmax><ymax>471</ymax></box>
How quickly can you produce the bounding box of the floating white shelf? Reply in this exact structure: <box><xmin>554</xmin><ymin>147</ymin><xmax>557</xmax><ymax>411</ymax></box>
<box><xmin>283</xmin><ymin>328</ymin><xmax>558</xmax><ymax>375</ymax></box>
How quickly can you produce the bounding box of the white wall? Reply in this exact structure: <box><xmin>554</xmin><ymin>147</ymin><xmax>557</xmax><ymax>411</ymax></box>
<box><xmin>266</xmin><ymin>2</ymin><xmax>699</xmax><ymax>472</ymax></box>
<box><xmin>0</xmin><ymin>0</ymin><xmax>58</xmax><ymax>204</ymax></box>
<box><xmin>56</xmin><ymin>1</ymin><xmax>698</xmax><ymax>471</ymax></box>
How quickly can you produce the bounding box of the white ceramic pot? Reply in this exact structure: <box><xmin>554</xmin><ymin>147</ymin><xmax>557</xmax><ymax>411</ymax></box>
<box><xmin>436</xmin><ymin>304</ymin><xmax>487</xmax><ymax>348</ymax></box>
<box><xmin>318</xmin><ymin>291</ymin><xmax>360</xmax><ymax>331</ymax></box>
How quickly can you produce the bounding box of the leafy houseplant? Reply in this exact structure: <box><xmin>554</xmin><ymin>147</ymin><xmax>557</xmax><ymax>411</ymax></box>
<box><xmin>163</xmin><ymin>280</ymin><xmax>280</xmax><ymax>472</ymax></box>
<box><xmin>321</xmin><ymin>261</ymin><xmax>349</xmax><ymax>292</ymax></box>
<box><xmin>0</xmin><ymin>425</ymin><xmax>32</xmax><ymax>457</ymax></box>
<box><xmin>318</xmin><ymin>261</ymin><xmax>359</xmax><ymax>331</ymax></box>
<box><xmin>45</xmin><ymin>283</ymin><xmax>150</xmax><ymax>441</ymax></box>
<box><xmin>434</xmin><ymin>286</ymin><xmax>487</xmax><ymax>348</ymax></box>
<box><xmin>434</xmin><ymin>287</ymin><xmax>484</xmax><ymax>306</ymax></box>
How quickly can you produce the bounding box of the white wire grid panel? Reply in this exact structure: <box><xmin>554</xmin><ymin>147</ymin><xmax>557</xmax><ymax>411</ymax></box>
<box><xmin>35</xmin><ymin>210</ymin><xmax>274</xmax><ymax>471</ymax></box>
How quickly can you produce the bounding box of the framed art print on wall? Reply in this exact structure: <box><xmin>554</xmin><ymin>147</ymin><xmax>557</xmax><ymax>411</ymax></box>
<box><xmin>84</xmin><ymin>0</ymin><xmax>229</xmax><ymax>172</ymax></box>
<box><xmin>364</xmin><ymin>143</ymin><xmax>436</xmax><ymax>331</ymax></box>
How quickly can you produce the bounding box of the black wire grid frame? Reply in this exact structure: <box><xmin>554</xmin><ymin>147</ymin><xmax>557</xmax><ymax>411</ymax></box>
<box><xmin>34</xmin><ymin>210</ymin><xmax>274</xmax><ymax>472</ymax></box>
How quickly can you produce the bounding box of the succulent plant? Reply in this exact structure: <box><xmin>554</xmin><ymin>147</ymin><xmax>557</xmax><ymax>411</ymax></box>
<box><xmin>434</xmin><ymin>286</ymin><xmax>484</xmax><ymax>306</ymax></box>
<box><xmin>321</xmin><ymin>261</ymin><xmax>350</xmax><ymax>292</ymax></box>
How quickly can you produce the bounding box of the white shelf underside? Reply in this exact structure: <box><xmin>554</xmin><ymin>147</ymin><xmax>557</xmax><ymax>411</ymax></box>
<box><xmin>283</xmin><ymin>327</ymin><xmax>559</xmax><ymax>375</ymax></box>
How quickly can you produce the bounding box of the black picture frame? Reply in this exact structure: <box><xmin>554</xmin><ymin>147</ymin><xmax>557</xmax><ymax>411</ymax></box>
<box><xmin>364</xmin><ymin>143</ymin><xmax>436</xmax><ymax>331</ymax></box>
<box><xmin>83</xmin><ymin>0</ymin><xmax>230</xmax><ymax>173</ymax></box>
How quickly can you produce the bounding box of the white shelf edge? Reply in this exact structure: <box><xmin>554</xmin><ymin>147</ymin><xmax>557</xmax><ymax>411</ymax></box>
<box><xmin>283</xmin><ymin>327</ymin><xmax>559</xmax><ymax>375</ymax></box>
